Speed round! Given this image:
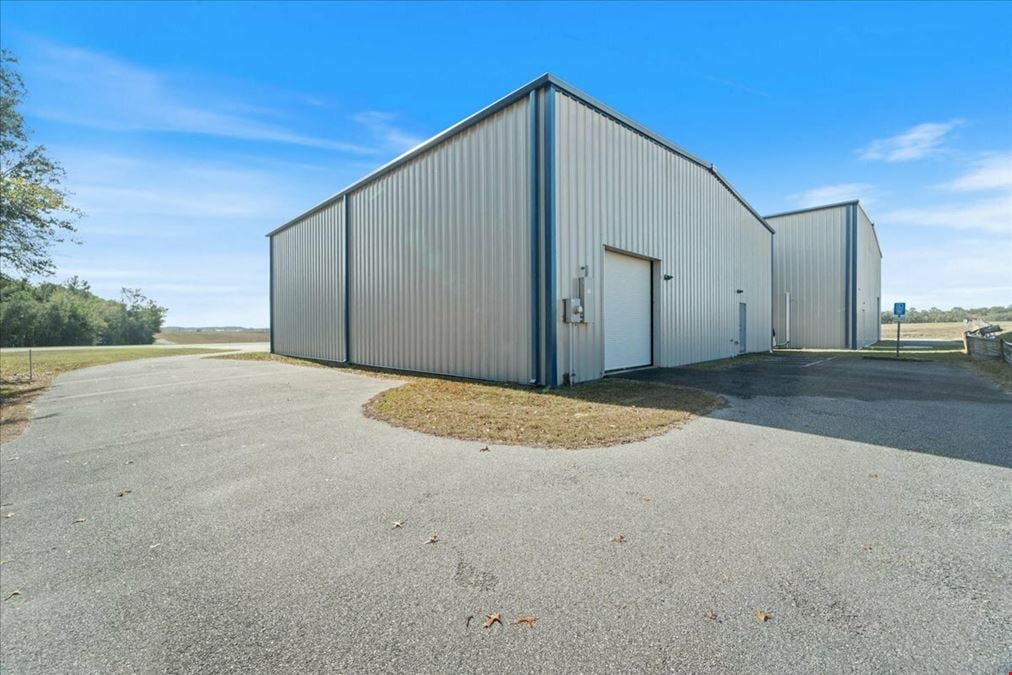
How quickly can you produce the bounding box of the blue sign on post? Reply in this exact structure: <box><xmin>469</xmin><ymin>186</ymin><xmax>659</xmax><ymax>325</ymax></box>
<box><xmin>892</xmin><ymin>302</ymin><xmax>906</xmax><ymax>356</ymax></box>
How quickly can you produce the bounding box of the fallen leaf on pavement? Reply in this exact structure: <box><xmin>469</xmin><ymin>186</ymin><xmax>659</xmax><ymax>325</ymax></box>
<box><xmin>704</xmin><ymin>611</ymin><xmax>719</xmax><ymax>621</ymax></box>
<box><xmin>513</xmin><ymin>615</ymin><xmax>539</xmax><ymax>627</ymax></box>
<box><xmin>73</xmin><ymin>518</ymin><xmax>86</xmax><ymax>524</ymax></box>
<box><xmin>116</xmin><ymin>490</ymin><xmax>132</xmax><ymax>497</ymax></box>
<box><xmin>483</xmin><ymin>612</ymin><xmax>502</xmax><ymax>628</ymax></box>
<box><xmin>479</xmin><ymin>446</ymin><xmax>490</xmax><ymax>452</ymax></box>
<box><xmin>4</xmin><ymin>590</ymin><xmax>21</xmax><ymax>601</ymax></box>
<box><xmin>641</xmin><ymin>496</ymin><xmax>652</xmax><ymax>503</ymax></box>
<box><xmin>611</xmin><ymin>534</ymin><xmax>625</xmax><ymax>543</ymax></box>
<box><xmin>425</xmin><ymin>534</ymin><xmax>439</xmax><ymax>544</ymax></box>
<box><xmin>392</xmin><ymin>521</ymin><xmax>406</xmax><ymax>529</ymax></box>
<box><xmin>868</xmin><ymin>473</ymin><xmax>878</xmax><ymax>479</ymax></box>
<box><xmin>754</xmin><ymin>610</ymin><xmax>772</xmax><ymax>622</ymax></box>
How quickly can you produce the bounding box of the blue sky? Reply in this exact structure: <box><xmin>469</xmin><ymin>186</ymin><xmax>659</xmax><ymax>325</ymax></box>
<box><xmin>2</xmin><ymin>1</ymin><xmax>1009</xmax><ymax>326</ymax></box>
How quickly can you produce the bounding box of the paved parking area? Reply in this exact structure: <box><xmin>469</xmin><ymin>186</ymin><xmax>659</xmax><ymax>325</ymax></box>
<box><xmin>627</xmin><ymin>353</ymin><xmax>1012</xmax><ymax>467</ymax></box>
<box><xmin>1</xmin><ymin>353</ymin><xmax>1010</xmax><ymax>673</ymax></box>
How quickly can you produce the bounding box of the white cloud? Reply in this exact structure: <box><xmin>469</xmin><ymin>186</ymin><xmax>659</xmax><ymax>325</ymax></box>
<box><xmin>36</xmin><ymin>147</ymin><xmax>363</xmax><ymax>326</ymax></box>
<box><xmin>352</xmin><ymin>111</ymin><xmax>425</xmax><ymax>153</ymax></box>
<box><xmin>54</xmin><ymin>150</ymin><xmax>300</xmax><ymax>232</ymax></box>
<box><xmin>882</xmin><ymin>239</ymin><xmax>1012</xmax><ymax>309</ymax></box>
<box><xmin>54</xmin><ymin>251</ymin><xmax>270</xmax><ymax>327</ymax></box>
<box><xmin>880</xmin><ymin>194</ymin><xmax>1012</xmax><ymax>235</ymax></box>
<box><xmin>23</xmin><ymin>40</ymin><xmax>420</xmax><ymax>156</ymax></box>
<box><xmin>940</xmin><ymin>152</ymin><xmax>1012</xmax><ymax>192</ymax></box>
<box><xmin>789</xmin><ymin>183</ymin><xmax>874</xmax><ymax>208</ymax></box>
<box><xmin>858</xmin><ymin>120</ymin><xmax>963</xmax><ymax>162</ymax></box>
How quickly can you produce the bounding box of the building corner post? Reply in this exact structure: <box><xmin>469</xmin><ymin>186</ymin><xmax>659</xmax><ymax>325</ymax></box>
<box><xmin>543</xmin><ymin>84</ymin><xmax>558</xmax><ymax>387</ymax></box>
<box><xmin>843</xmin><ymin>205</ymin><xmax>852</xmax><ymax>349</ymax></box>
<box><xmin>269</xmin><ymin>235</ymin><xmax>275</xmax><ymax>354</ymax></box>
<box><xmin>343</xmin><ymin>193</ymin><xmax>351</xmax><ymax>364</ymax></box>
<box><xmin>528</xmin><ymin>89</ymin><xmax>542</xmax><ymax>385</ymax></box>
<box><xmin>849</xmin><ymin>204</ymin><xmax>858</xmax><ymax>350</ymax></box>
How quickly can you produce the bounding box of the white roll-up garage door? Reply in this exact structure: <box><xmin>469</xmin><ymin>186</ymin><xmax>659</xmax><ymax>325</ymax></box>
<box><xmin>604</xmin><ymin>250</ymin><xmax>652</xmax><ymax>371</ymax></box>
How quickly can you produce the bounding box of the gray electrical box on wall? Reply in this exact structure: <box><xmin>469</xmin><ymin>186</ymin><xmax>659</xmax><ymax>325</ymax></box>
<box><xmin>563</xmin><ymin>297</ymin><xmax>584</xmax><ymax>323</ymax></box>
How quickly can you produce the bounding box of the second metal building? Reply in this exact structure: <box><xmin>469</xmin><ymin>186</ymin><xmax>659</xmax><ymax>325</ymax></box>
<box><xmin>269</xmin><ymin>74</ymin><xmax>773</xmax><ymax>386</ymax></box>
<box><xmin>767</xmin><ymin>200</ymin><xmax>882</xmax><ymax>349</ymax></box>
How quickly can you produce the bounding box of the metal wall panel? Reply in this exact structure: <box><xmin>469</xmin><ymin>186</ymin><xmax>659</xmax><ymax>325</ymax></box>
<box><xmin>270</xmin><ymin>201</ymin><xmax>345</xmax><ymax>361</ymax></box>
<box><xmin>769</xmin><ymin>205</ymin><xmax>848</xmax><ymax>349</ymax></box>
<box><xmin>348</xmin><ymin>99</ymin><xmax>533</xmax><ymax>383</ymax></box>
<box><xmin>855</xmin><ymin>205</ymin><xmax>882</xmax><ymax>347</ymax></box>
<box><xmin>554</xmin><ymin>92</ymin><xmax>773</xmax><ymax>383</ymax></box>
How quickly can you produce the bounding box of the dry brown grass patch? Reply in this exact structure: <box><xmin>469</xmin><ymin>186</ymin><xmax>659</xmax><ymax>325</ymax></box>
<box><xmin>363</xmin><ymin>377</ymin><xmax>722</xmax><ymax>449</ymax></box>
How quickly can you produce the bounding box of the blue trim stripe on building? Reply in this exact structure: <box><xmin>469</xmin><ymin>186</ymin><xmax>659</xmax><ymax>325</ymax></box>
<box><xmin>528</xmin><ymin>90</ymin><xmax>542</xmax><ymax>385</ymax></box>
<box><xmin>843</xmin><ymin>205</ymin><xmax>852</xmax><ymax>349</ymax></box>
<box><xmin>543</xmin><ymin>84</ymin><xmax>558</xmax><ymax>387</ymax></box>
<box><xmin>269</xmin><ymin>236</ymin><xmax>275</xmax><ymax>354</ymax></box>
<box><xmin>850</xmin><ymin>204</ymin><xmax>858</xmax><ymax>350</ymax></box>
<box><xmin>343</xmin><ymin>193</ymin><xmax>351</xmax><ymax>363</ymax></box>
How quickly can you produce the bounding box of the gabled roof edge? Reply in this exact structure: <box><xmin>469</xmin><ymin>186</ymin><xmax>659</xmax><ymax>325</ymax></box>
<box><xmin>765</xmin><ymin>200</ymin><xmax>882</xmax><ymax>259</ymax></box>
<box><xmin>269</xmin><ymin>73</ymin><xmax>774</xmax><ymax>237</ymax></box>
<box><xmin>763</xmin><ymin>200</ymin><xmax>860</xmax><ymax>220</ymax></box>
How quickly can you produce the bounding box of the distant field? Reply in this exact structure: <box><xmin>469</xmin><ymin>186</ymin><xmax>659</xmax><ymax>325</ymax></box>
<box><xmin>881</xmin><ymin>321</ymin><xmax>1004</xmax><ymax>340</ymax></box>
<box><xmin>157</xmin><ymin>330</ymin><xmax>270</xmax><ymax>344</ymax></box>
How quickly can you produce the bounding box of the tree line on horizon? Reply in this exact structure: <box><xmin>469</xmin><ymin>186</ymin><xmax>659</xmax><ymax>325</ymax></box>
<box><xmin>880</xmin><ymin>305</ymin><xmax>1012</xmax><ymax>324</ymax></box>
<box><xmin>1</xmin><ymin>49</ymin><xmax>168</xmax><ymax>347</ymax></box>
<box><xmin>0</xmin><ymin>277</ymin><xmax>166</xmax><ymax>347</ymax></box>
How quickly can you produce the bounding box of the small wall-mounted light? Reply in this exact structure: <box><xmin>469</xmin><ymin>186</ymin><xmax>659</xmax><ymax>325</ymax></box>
<box><xmin>663</xmin><ymin>274</ymin><xmax>674</xmax><ymax>281</ymax></box>
<box><xmin>735</xmin><ymin>289</ymin><xmax>744</xmax><ymax>294</ymax></box>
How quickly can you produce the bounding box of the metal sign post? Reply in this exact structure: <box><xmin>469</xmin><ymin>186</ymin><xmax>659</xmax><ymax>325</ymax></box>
<box><xmin>892</xmin><ymin>302</ymin><xmax>906</xmax><ymax>357</ymax></box>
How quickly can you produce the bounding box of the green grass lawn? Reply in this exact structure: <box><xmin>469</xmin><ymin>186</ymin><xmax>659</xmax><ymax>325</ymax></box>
<box><xmin>1</xmin><ymin>346</ymin><xmax>226</xmax><ymax>441</ymax></box>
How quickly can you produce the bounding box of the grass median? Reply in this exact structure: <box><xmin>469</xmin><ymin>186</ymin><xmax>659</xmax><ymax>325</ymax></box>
<box><xmin>1</xmin><ymin>347</ymin><xmax>226</xmax><ymax>441</ymax></box>
<box><xmin>214</xmin><ymin>352</ymin><xmax>722</xmax><ymax>448</ymax></box>
<box><xmin>156</xmin><ymin>330</ymin><xmax>269</xmax><ymax>344</ymax></box>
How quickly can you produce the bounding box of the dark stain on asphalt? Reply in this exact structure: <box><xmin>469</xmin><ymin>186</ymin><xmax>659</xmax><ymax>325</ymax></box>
<box><xmin>453</xmin><ymin>561</ymin><xmax>498</xmax><ymax>591</ymax></box>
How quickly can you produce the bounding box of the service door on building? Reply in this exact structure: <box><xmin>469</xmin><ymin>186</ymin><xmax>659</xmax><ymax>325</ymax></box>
<box><xmin>604</xmin><ymin>249</ymin><xmax>652</xmax><ymax>371</ymax></box>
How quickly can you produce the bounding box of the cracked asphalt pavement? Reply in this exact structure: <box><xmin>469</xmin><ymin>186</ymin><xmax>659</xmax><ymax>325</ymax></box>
<box><xmin>1</xmin><ymin>353</ymin><xmax>1010</xmax><ymax>673</ymax></box>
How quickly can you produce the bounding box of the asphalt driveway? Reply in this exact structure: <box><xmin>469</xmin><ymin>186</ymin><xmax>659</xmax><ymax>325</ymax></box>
<box><xmin>1</xmin><ymin>353</ymin><xmax>1010</xmax><ymax>673</ymax></box>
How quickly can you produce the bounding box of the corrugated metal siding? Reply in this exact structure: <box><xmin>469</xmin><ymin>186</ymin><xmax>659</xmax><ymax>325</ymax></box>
<box><xmin>348</xmin><ymin>99</ymin><xmax>533</xmax><ymax>383</ymax></box>
<box><xmin>855</xmin><ymin>206</ymin><xmax>882</xmax><ymax>347</ymax></box>
<box><xmin>769</xmin><ymin>205</ymin><xmax>848</xmax><ymax>349</ymax></box>
<box><xmin>554</xmin><ymin>92</ymin><xmax>772</xmax><ymax>383</ymax></box>
<box><xmin>270</xmin><ymin>201</ymin><xmax>345</xmax><ymax>361</ymax></box>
